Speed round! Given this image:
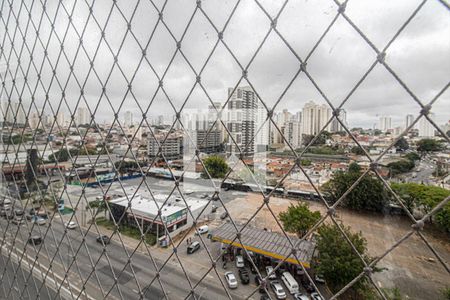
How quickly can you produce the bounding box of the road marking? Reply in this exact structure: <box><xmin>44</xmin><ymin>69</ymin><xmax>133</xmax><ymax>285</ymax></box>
<box><xmin>1</xmin><ymin>239</ymin><xmax>98</xmax><ymax>300</ymax></box>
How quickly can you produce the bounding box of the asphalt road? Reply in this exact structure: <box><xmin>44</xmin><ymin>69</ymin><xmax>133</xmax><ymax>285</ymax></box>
<box><xmin>0</xmin><ymin>253</ymin><xmax>58</xmax><ymax>300</ymax></box>
<box><xmin>0</xmin><ymin>216</ymin><xmax>249</xmax><ymax>300</ymax></box>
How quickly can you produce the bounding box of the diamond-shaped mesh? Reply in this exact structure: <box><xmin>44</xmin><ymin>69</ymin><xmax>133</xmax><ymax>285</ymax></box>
<box><xmin>1</xmin><ymin>0</ymin><xmax>449</xmax><ymax>299</ymax></box>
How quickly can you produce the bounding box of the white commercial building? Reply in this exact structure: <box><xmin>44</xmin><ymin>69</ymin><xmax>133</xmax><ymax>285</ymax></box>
<box><xmin>109</xmin><ymin>194</ymin><xmax>210</xmax><ymax>239</ymax></box>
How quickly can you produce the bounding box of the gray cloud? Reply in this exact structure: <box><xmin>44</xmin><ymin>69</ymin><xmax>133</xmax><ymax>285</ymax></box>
<box><xmin>2</xmin><ymin>0</ymin><xmax>449</xmax><ymax>129</ymax></box>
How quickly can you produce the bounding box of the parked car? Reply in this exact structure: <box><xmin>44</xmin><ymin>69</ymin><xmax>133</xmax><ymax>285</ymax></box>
<box><xmin>293</xmin><ymin>293</ymin><xmax>309</xmax><ymax>300</ymax></box>
<box><xmin>260</xmin><ymin>295</ymin><xmax>270</xmax><ymax>300</ymax></box>
<box><xmin>224</xmin><ymin>271</ymin><xmax>238</xmax><ymax>289</ymax></box>
<box><xmin>27</xmin><ymin>235</ymin><xmax>42</xmax><ymax>246</ymax></box>
<box><xmin>238</xmin><ymin>268</ymin><xmax>250</xmax><ymax>284</ymax></box>
<box><xmin>65</xmin><ymin>221</ymin><xmax>77</xmax><ymax>229</ymax></box>
<box><xmin>265</xmin><ymin>266</ymin><xmax>276</xmax><ymax>279</ymax></box>
<box><xmin>311</xmin><ymin>292</ymin><xmax>324</xmax><ymax>300</ymax></box>
<box><xmin>315</xmin><ymin>274</ymin><xmax>325</xmax><ymax>284</ymax></box>
<box><xmin>32</xmin><ymin>216</ymin><xmax>47</xmax><ymax>226</ymax></box>
<box><xmin>14</xmin><ymin>209</ymin><xmax>24</xmax><ymax>216</ymax></box>
<box><xmin>281</xmin><ymin>271</ymin><xmax>299</xmax><ymax>294</ymax></box>
<box><xmin>235</xmin><ymin>255</ymin><xmax>245</xmax><ymax>268</ymax></box>
<box><xmin>301</xmin><ymin>280</ymin><xmax>315</xmax><ymax>293</ymax></box>
<box><xmin>96</xmin><ymin>235</ymin><xmax>110</xmax><ymax>245</ymax></box>
<box><xmin>187</xmin><ymin>241</ymin><xmax>200</xmax><ymax>254</ymax></box>
<box><xmin>196</xmin><ymin>225</ymin><xmax>209</xmax><ymax>235</ymax></box>
<box><xmin>270</xmin><ymin>280</ymin><xmax>287</xmax><ymax>299</ymax></box>
<box><xmin>220</xmin><ymin>211</ymin><xmax>228</xmax><ymax>220</ymax></box>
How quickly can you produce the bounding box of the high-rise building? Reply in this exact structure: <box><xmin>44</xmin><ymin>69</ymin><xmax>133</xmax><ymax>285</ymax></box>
<box><xmin>29</xmin><ymin>111</ymin><xmax>40</xmax><ymax>129</ymax></box>
<box><xmin>330</xmin><ymin>109</ymin><xmax>347</xmax><ymax>133</ymax></box>
<box><xmin>379</xmin><ymin>116</ymin><xmax>392</xmax><ymax>132</ymax></box>
<box><xmin>293</xmin><ymin>111</ymin><xmax>302</xmax><ymax>123</ymax></box>
<box><xmin>56</xmin><ymin>112</ymin><xmax>66</xmax><ymax>127</ymax></box>
<box><xmin>124</xmin><ymin>111</ymin><xmax>133</xmax><ymax>127</ymax></box>
<box><xmin>284</xmin><ymin>121</ymin><xmax>302</xmax><ymax>149</ymax></box>
<box><xmin>405</xmin><ymin>114</ymin><xmax>414</xmax><ymax>129</ymax></box>
<box><xmin>418</xmin><ymin>113</ymin><xmax>436</xmax><ymax>137</ymax></box>
<box><xmin>76</xmin><ymin>106</ymin><xmax>89</xmax><ymax>125</ymax></box>
<box><xmin>226</xmin><ymin>86</ymin><xmax>267</xmax><ymax>155</ymax></box>
<box><xmin>1</xmin><ymin>101</ymin><xmax>26</xmax><ymax>126</ymax></box>
<box><xmin>301</xmin><ymin>101</ymin><xmax>332</xmax><ymax>136</ymax></box>
<box><xmin>157</xmin><ymin>115</ymin><xmax>164</xmax><ymax>126</ymax></box>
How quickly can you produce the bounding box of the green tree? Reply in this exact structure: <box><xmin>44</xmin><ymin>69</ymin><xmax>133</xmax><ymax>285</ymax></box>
<box><xmin>350</xmin><ymin>146</ymin><xmax>365</xmax><ymax>155</ymax></box>
<box><xmin>48</xmin><ymin>149</ymin><xmax>76</xmax><ymax>162</ymax></box>
<box><xmin>404</xmin><ymin>152</ymin><xmax>420</xmax><ymax>162</ymax></box>
<box><xmin>87</xmin><ymin>199</ymin><xmax>107</xmax><ymax>216</ymax></box>
<box><xmin>321</xmin><ymin>165</ymin><xmax>388</xmax><ymax>212</ymax></box>
<box><xmin>394</xmin><ymin>137</ymin><xmax>409</xmax><ymax>152</ymax></box>
<box><xmin>391</xmin><ymin>182</ymin><xmax>450</xmax><ymax>232</ymax></box>
<box><xmin>279</xmin><ymin>202</ymin><xmax>321</xmax><ymax>238</ymax></box>
<box><xmin>300</xmin><ymin>159</ymin><xmax>312</xmax><ymax>166</ymax></box>
<box><xmin>202</xmin><ymin>155</ymin><xmax>229</xmax><ymax>178</ymax></box>
<box><xmin>387</xmin><ymin>160</ymin><xmax>415</xmax><ymax>176</ymax></box>
<box><xmin>302</xmin><ymin>131</ymin><xmax>331</xmax><ymax>146</ymax></box>
<box><xmin>442</xmin><ymin>287</ymin><xmax>450</xmax><ymax>300</ymax></box>
<box><xmin>417</xmin><ymin>139</ymin><xmax>443</xmax><ymax>153</ymax></box>
<box><xmin>316</xmin><ymin>224</ymin><xmax>373</xmax><ymax>296</ymax></box>
<box><xmin>348</xmin><ymin>162</ymin><xmax>361</xmax><ymax>173</ymax></box>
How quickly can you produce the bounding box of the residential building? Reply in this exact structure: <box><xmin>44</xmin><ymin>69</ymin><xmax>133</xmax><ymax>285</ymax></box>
<box><xmin>301</xmin><ymin>101</ymin><xmax>332</xmax><ymax>135</ymax></box>
<box><xmin>330</xmin><ymin>109</ymin><xmax>347</xmax><ymax>133</ymax></box>
<box><xmin>148</xmin><ymin>132</ymin><xmax>183</xmax><ymax>160</ymax></box>
<box><xmin>405</xmin><ymin>114</ymin><xmax>414</xmax><ymax>129</ymax></box>
<box><xmin>418</xmin><ymin>113</ymin><xmax>436</xmax><ymax>137</ymax></box>
<box><xmin>226</xmin><ymin>86</ymin><xmax>267</xmax><ymax>155</ymax></box>
<box><xmin>284</xmin><ymin>121</ymin><xmax>302</xmax><ymax>149</ymax></box>
<box><xmin>379</xmin><ymin>116</ymin><xmax>392</xmax><ymax>132</ymax></box>
<box><xmin>124</xmin><ymin>111</ymin><xmax>133</xmax><ymax>127</ymax></box>
<box><xmin>76</xmin><ymin>106</ymin><xmax>89</xmax><ymax>125</ymax></box>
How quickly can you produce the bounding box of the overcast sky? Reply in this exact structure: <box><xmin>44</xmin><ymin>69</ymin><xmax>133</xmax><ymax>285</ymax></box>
<box><xmin>1</xmin><ymin>0</ymin><xmax>449</xmax><ymax>129</ymax></box>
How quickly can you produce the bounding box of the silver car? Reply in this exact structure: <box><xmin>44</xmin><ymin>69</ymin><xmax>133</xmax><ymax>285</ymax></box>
<box><xmin>270</xmin><ymin>280</ymin><xmax>286</xmax><ymax>299</ymax></box>
<box><xmin>224</xmin><ymin>271</ymin><xmax>238</xmax><ymax>289</ymax></box>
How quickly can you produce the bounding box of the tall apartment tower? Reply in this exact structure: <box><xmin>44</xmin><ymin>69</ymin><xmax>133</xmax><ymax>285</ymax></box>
<box><xmin>405</xmin><ymin>114</ymin><xmax>414</xmax><ymax>129</ymax></box>
<box><xmin>76</xmin><ymin>106</ymin><xmax>89</xmax><ymax>125</ymax></box>
<box><xmin>226</xmin><ymin>86</ymin><xmax>267</xmax><ymax>155</ymax></box>
<box><xmin>331</xmin><ymin>109</ymin><xmax>347</xmax><ymax>132</ymax></box>
<box><xmin>301</xmin><ymin>101</ymin><xmax>332</xmax><ymax>136</ymax></box>
<box><xmin>418</xmin><ymin>113</ymin><xmax>435</xmax><ymax>137</ymax></box>
<box><xmin>379</xmin><ymin>116</ymin><xmax>392</xmax><ymax>132</ymax></box>
<box><xmin>124</xmin><ymin>111</ymin><xmax>133</xmax><ymax>127</ymax></box>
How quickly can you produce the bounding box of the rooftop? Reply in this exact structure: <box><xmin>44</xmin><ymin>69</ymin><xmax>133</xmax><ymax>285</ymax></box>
<box><xmin>210</xmin><ymin>222</ymin><xmax>316</xmax><ymax>268</ymax></box>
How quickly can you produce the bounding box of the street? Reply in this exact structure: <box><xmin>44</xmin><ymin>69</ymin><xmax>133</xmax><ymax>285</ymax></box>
<box><xmin>0</xmin><ymin>214</ymin><xmax>253</xmax><ymax>300</ymax></box>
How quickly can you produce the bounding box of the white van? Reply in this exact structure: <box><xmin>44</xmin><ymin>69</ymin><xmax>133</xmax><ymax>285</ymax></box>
<box><xmin>197</xmin><ymin>225</ymin><xmax>209</xmax><ymax>235</ymax></box>
<box><xmin>281</xmin><ymin>272</ymin><xmax>299</xmax><ymax>294</ymax></box>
